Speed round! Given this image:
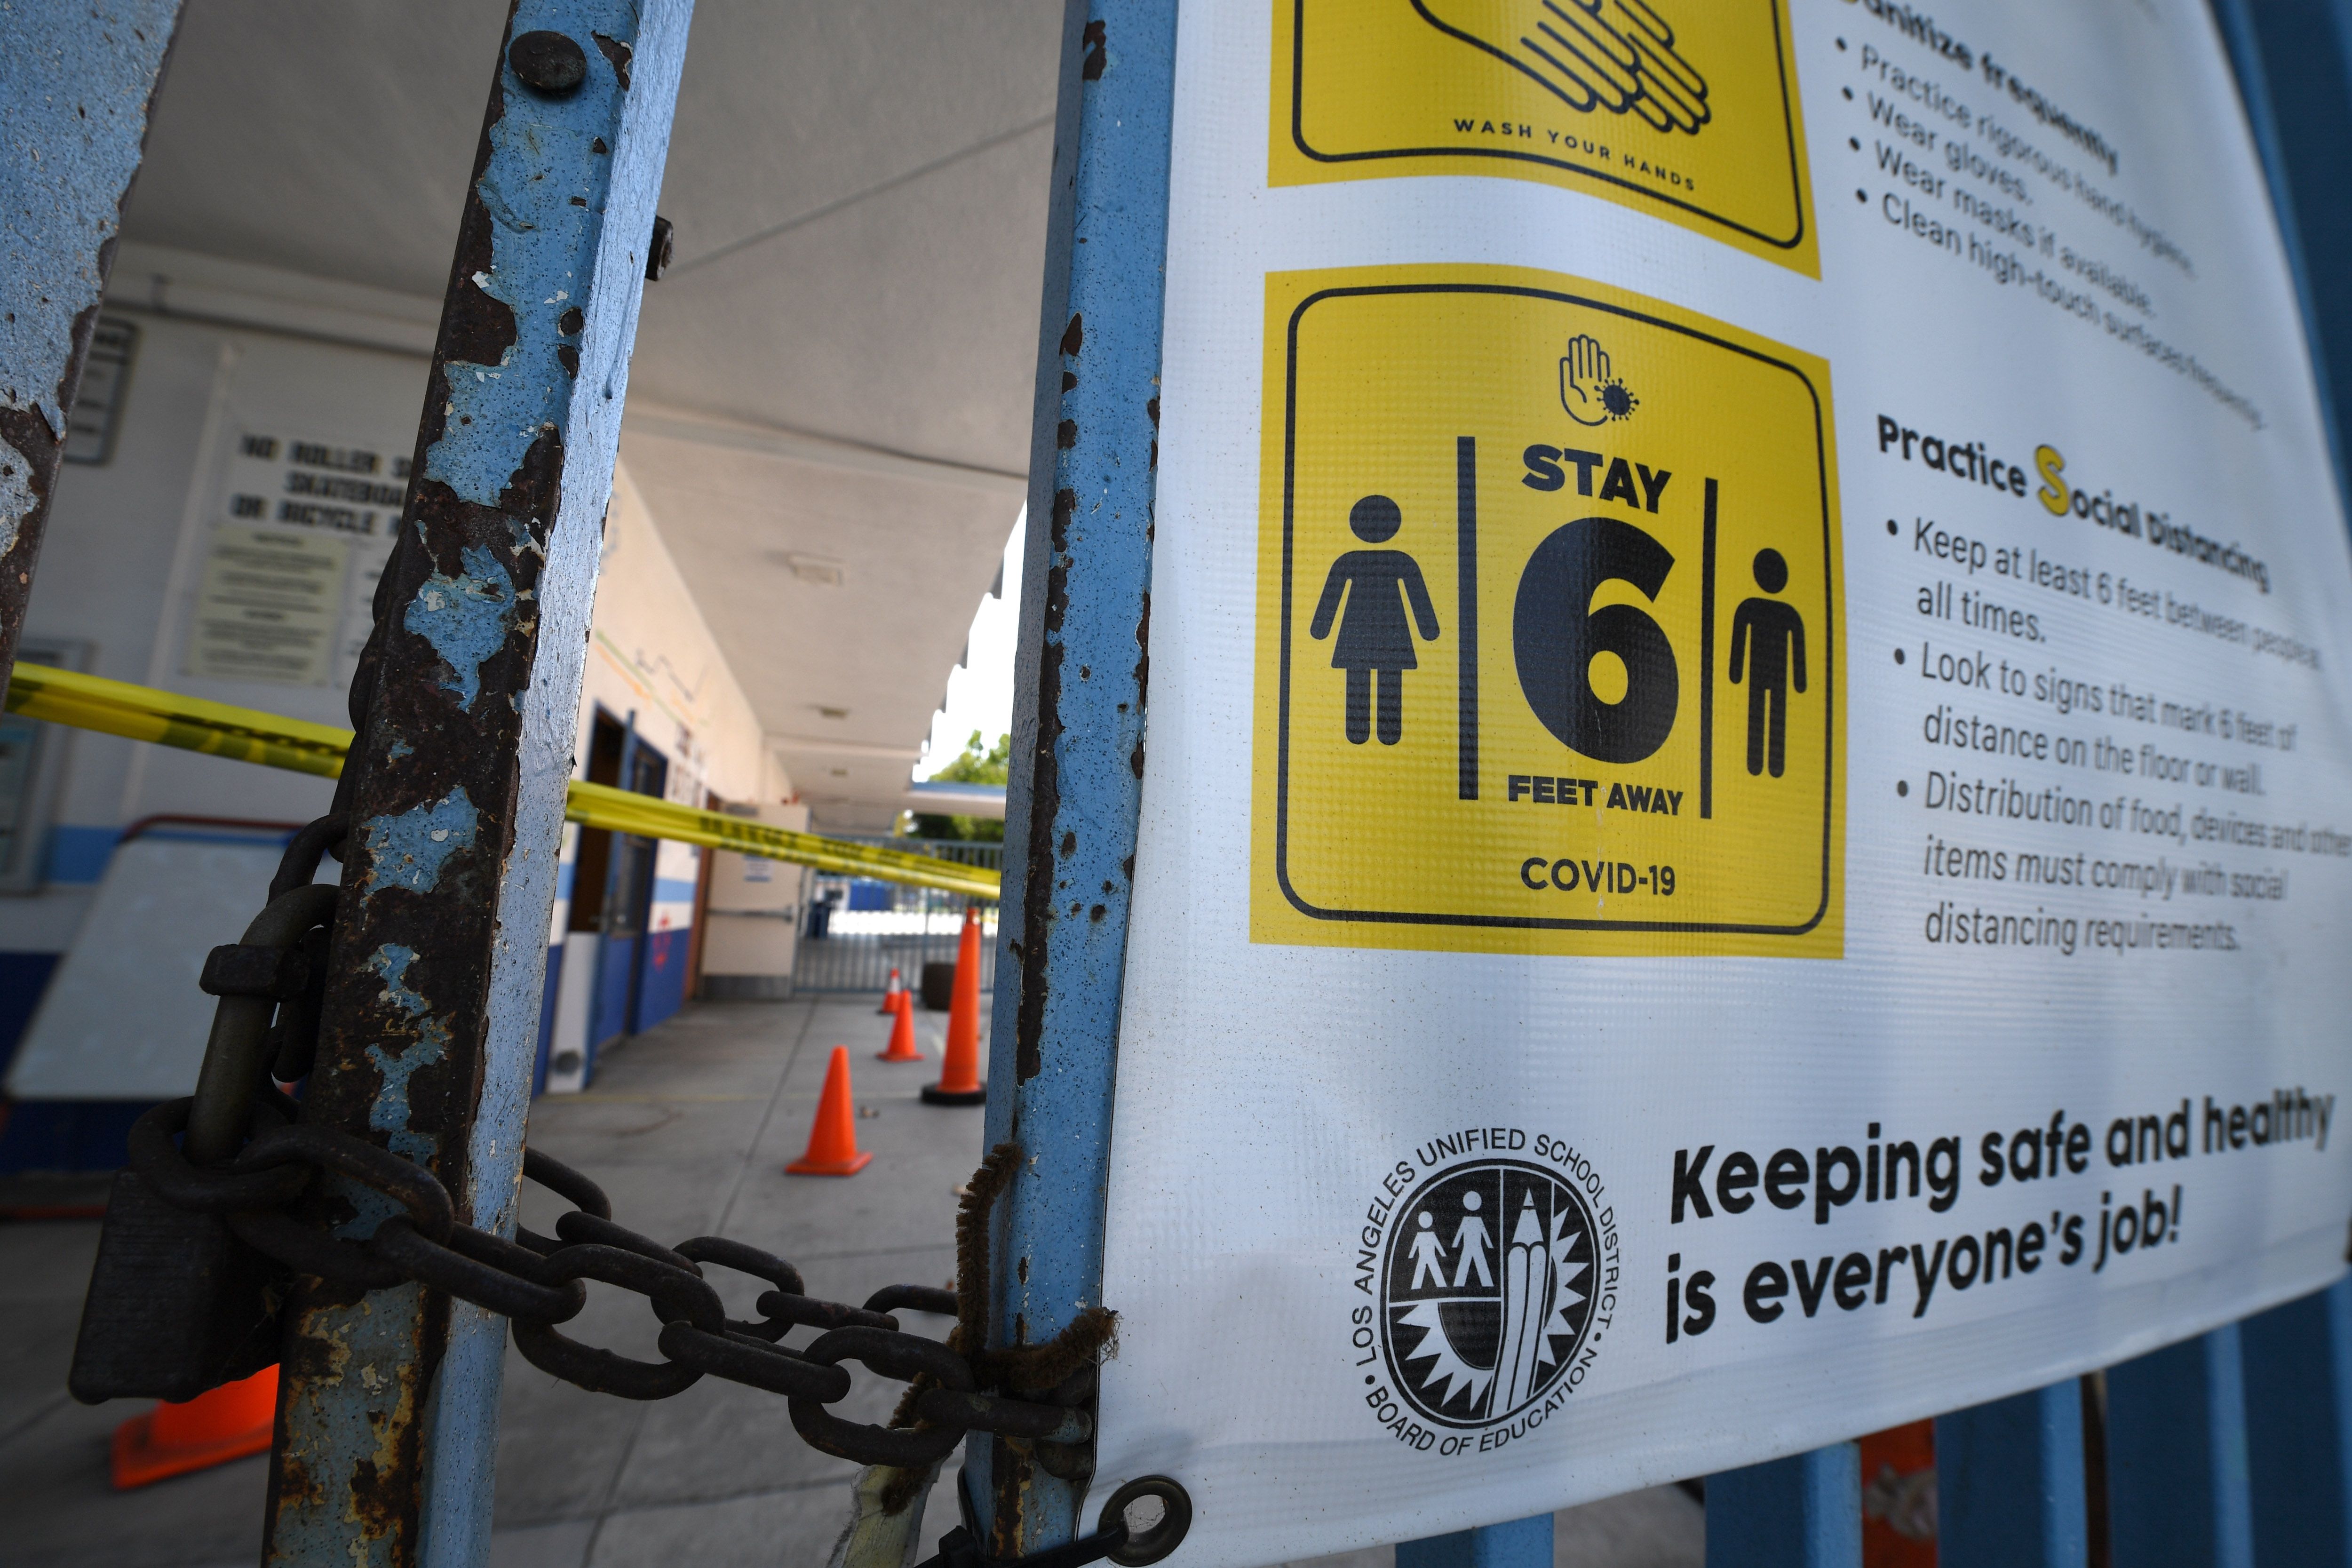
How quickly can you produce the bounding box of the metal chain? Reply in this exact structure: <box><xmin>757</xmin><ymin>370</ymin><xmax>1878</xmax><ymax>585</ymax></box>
<box><xmin>116</xmin><ymin>535</ymin><xmax>1111</xmax><ymax>1472</ymax></box>
<box><xmin>134</xmin><ymin>822</ymin><xmax>1103</xmax><ymax>1472</ymax></box>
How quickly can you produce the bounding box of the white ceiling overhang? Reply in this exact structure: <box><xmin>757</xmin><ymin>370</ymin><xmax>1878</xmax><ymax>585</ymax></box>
<box><xmin>112</xmin><ymin>0</ymin><xmax>1059</xmax><ymax>822</ymax></box>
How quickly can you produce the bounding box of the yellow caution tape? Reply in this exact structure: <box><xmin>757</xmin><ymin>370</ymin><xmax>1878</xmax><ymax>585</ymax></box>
<box><xmin>7</xmin><ymin>662</ymin><xmax>356</xmax><ymax>779</ymax></box>
<box><xmin>564</xmin><ymin>779</ymin><xmax>1000</xmax><ymax>899</ymax></box>
<box><xmin>4</xmin><ymin>664</ymin><xmax>999</xmax><ymax>899</ymax></box>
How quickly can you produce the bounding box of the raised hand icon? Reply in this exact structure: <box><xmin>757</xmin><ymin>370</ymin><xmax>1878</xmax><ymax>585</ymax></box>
<box><xmin>1414</xmin><ymin>0</ymin><xmax>1709</xmax><ymax>134</ymax></box>
<box><xmin>1559</xmin><ymin>333</ymin><xmax>1620</xmax><ymax>427</ymax></box>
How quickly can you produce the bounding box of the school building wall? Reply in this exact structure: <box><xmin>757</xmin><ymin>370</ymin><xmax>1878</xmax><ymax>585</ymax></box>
<box><xmin>537</xmin><ymin>461</ymin><xmax>787</xmax><ymax>1093</ymax></box>
<box><xmin>0</xmin><ymin>247</ymin><xmax>787</xmax><ymax>1168</ymax></box>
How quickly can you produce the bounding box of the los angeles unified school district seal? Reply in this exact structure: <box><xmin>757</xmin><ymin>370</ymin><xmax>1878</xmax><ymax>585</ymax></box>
<box><xmin>1352</xmin><ymin>1130</ymin><xmax>1620</xmax><ymax>1453</ymax></box>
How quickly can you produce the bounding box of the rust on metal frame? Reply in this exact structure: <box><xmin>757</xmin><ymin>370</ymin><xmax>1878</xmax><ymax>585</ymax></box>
<box><xmin>0</xmin><ymin>1</ymin><xmax>182</xmax><ymax>690</ymax></box>
<box><xmin>263</xmin><ymin>2</ymin><xmax>694</xmax><ymax>1560</ymax></box>
<box><xmin>981</xmin><ymin>0</ymin><xmax>1178</xmax><ymax>1554</ymax></box>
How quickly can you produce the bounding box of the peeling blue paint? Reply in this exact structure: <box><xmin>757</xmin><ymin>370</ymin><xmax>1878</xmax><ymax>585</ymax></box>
<box><xmin>268</xmin><ymin>5</ymin><xmax>699</xmax><ymax>1563</ymax></box>
<box><xmin>977</xmin><ymin>2</ymin><xmax>1177</xmax><ymax>1552</ymax></box>
<box><xmin>404</xmin><ymin>545</ymin><xmax>517</xmax><ymax>708</ymax></box>
<box><xmin>276</xmin><ymin>1277</ymin><xmax>430</xmax><ymax>1568</ymax></box>
<box><xmin>362</xmin><ymin>788</ymin><xmax>480</xmax><ymax>899</ymax></box>
<box><xmin>425</xmin><ymin>8</ymin><xmax>639</xmax><ymax>513</ymax></box>
<box><xmin>0</xmin><ymin>1</ymin><xmax>179</xmax><ymax>557</ymax></box>
<box><xmin>362</xmin><ymin>946</ymin><xmax>449</xmax><ymax>1165</ymax></box>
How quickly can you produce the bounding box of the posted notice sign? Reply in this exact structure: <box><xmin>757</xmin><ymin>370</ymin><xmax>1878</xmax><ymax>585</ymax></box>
<box><xmin>1256</xmin><ymin>271</ymin><xmax>1843</xmax><ymax>952</ymax></box>
<box><xmin>1097</xmin><ymin>1</ymin><xmax>2352</xmax><ymax>1562</ymax></box>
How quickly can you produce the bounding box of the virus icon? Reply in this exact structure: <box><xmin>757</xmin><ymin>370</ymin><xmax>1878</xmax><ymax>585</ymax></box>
<box><xmin>1560</xmin><ymin>334</ymin><xmax>1638</xmax><ymax>426</ymax></box>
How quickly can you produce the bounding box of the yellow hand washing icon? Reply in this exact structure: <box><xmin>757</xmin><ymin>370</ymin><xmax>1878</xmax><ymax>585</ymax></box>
<box><xmin>1413</xmin><ymin>0</ymin><xmax>1709</xmax><ymax>132</ymax></box>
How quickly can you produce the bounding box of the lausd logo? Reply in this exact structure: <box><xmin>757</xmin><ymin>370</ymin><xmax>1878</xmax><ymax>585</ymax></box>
<box><xmin>1355</xmin><ymin>1139</ymin><xmax>1618</xmax><ymax>1453</ymax></box>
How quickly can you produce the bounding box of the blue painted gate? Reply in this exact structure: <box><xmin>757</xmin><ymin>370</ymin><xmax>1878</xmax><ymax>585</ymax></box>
<box><xmin>976</xmin><ymin>0</ymin><xmax>2352</xmax><ymax>1562</ymax></box>
<box><xmin>9</xmin><ymin>0</ymin><xmax>2350</xmax><ymax>1563</ymax></box>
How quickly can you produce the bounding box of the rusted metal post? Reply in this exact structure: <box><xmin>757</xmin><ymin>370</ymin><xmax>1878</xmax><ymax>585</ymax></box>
<box><xmin>263</xmin><ymin>4</ymin><xmax>693</xmax><ymax>1566</ymax></box>
<box><xmin>978</xmin><ymin>0</ymin><xmax>1177</xmax><ymax>1553</ymax></box>
<box><xmin>0</xmin><ymin>0</ymin><xmax>181</xmax><ymax>690</ymax></box>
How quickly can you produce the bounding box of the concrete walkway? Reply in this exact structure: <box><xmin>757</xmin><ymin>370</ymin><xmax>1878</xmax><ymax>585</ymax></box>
<box><xmin>0</xmin><ymin>995</ymin><xmax>1701</xmax><ymax>1568</ymax></box>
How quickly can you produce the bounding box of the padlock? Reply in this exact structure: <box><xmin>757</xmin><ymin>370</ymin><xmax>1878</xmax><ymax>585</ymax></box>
<box><xmin>68</xmin><ymin>882</ymin><xmax>337</xmax><ymax>1404</ymax></box>
<box><xmin>68</xmin><ymin>1164</ymin><xmax>286</xmax><ymax>1403</ymax></box>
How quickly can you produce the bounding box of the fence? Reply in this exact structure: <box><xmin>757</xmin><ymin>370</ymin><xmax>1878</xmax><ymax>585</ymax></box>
<box><xmin>1673</xmin><ymin>1276</ymin><xmax>2352</xmax><ymax>1568</ymax></box>
<box><xmin>793</xmin><ymin>838</ymin><xmax>1001</xmax><ymax>995</ymax></box>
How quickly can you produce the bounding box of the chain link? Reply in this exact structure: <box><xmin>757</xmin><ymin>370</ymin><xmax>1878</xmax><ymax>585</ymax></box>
<box><xmin>120</xmin><ymin>817</ymin><xmax>1107</xmax><ymax>1472</ymax></box>
<box><xmin>126</xmin><ymin>1072</ymin><xmax>1096</xmax><ymax>1464</ymax></box>
<box><xmin>92</xmin><ymin>467</ymin><xmax>1108</xmax><ymax>1486</ymax></box>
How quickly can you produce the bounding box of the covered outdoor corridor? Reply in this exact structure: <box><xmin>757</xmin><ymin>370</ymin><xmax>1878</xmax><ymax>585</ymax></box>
<box><xmin>0</xmin><ymin>991</ymin><xmax>1700</xmax><ymax>1568</ymax></box>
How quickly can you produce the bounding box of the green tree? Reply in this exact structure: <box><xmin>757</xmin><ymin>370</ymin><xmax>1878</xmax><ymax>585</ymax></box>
<box><xmin>905</xmin><ymin>730</ymin><xmax>1010</xmax><ymax>841</ymax></box>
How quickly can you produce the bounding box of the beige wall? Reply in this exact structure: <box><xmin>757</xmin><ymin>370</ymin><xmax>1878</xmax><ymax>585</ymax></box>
<box><xmin>572</xmin><ymin>461</ymin><xmax>778</xmax><ymax>813</ymax></box>
<box><xmin>554</xmin><ymin>461</ymin><xmax>790</xmax><ymax>956</ymax></box>
<box><xmin>4</xmin><ymin>264</ymin><xmax>788</xmax><ymax>982</ymax></box>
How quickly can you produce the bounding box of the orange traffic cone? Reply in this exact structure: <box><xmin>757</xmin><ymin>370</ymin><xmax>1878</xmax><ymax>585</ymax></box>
<box><xmin>877</xmin><ymin>966</ymin><xmax>904</xmax><ymax>1013</ymax></box>
<box><xmin>111</xmin><ymin>1364</ymin><xmax>278</xmax><ymax>1488</ymax></box>
<box><xmin>922</xmin><ymin>906</ymin><xmax>987</xmax><ymax>1106</ymax></box>
<box><xmin>877</xmin><ymin>992</ymin><xmax>924</xmax><ymax>1061</ymax></box>
<box><xmin>788</xmin><ymin>1046</ymin><xmax>874</xmax><ymax>1175</ymax></box>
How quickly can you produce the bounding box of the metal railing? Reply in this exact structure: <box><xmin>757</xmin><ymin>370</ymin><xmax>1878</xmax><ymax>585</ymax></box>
<box><xmin>1679</xmin><ymin>1277</ymin><xmax>2352</xmax><ymax>1567</ymax></box>
<box><xmin>795</xmin><ymin>837</ymin><xmax>1000</xmax><ymax>995</ymax></box>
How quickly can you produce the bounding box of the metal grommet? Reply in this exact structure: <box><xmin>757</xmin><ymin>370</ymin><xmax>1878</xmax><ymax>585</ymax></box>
<box><xmin>1100</xmin><ymin>1475</ymin><xmax>1192</xmax><ymax>1566</ymax></box>
<box><xmin>508</xmin><ymin>31</ymin><xmax>588</xmax><ymax>95</ymax></box>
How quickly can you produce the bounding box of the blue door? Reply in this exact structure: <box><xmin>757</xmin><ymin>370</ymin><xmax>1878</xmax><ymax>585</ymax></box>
<box><xmin>589</xmin><ymin>727</ymin><xmax>666</xmax><ymax>1049</ymax></box>
<box><xmin>564</xmin><ymin>712</ymin><xmax>668</xmax><ymax>1077</ymax></box>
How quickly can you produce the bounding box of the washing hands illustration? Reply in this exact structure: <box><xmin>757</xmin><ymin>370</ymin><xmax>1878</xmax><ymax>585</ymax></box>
<box><xmin>1414</xmin><ymin>0</ymin><xmax>1709</xmax><ymax>133</ymax></box>
<box><xmin>1559</xmin><ymin>334</ymin><xmax>1636</xmax><ymax>426</ymax></box>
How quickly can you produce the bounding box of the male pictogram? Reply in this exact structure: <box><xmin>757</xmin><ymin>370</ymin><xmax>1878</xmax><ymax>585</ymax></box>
<box><xmin>1310</xmin><ymin>494</ymin><xmax>1440</xmax><ymax>746</ymax></box>
<box><xmin>1729</xmin><ymin>547</ymin><xmax>1806</xmax><ymax>778</ymax></box>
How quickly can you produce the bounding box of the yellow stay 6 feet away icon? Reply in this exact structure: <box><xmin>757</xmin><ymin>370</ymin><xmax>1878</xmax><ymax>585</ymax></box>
<box><xmin>1252</xmin><ymin>265</ymin><xmax>1844</xmax><ymax>957</ymax></box>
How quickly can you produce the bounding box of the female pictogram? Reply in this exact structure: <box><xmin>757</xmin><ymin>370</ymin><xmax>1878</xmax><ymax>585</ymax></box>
<box><xmin>1407</xmin><ymin>1211</ymin><xmax>1448</xmax><ymax>1289</ymax></box>
<box><xmin>1310</xmin><ymin>495</ymin><xmax>1441</xmax><ymax>746</ymax></box>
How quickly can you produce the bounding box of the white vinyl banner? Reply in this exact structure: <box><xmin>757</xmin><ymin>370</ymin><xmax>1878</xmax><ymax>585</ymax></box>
<box><xmin>1096</xmin><ymin>1</ymin><xmax>2352</xmax><ymax>1562</ymax></box>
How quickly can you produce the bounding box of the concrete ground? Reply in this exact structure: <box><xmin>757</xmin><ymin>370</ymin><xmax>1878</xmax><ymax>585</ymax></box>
<box><xmin>0</xmin><ymin>994</ymin><xmax>1702</xmax><ymax>1568</ymax></box>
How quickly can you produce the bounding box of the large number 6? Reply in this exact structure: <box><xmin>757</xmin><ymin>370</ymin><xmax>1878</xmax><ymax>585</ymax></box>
<box><xmin>1511</xmin><ymin>517</ymin><xmax>1678</xmax><ymax>764</ymax></box>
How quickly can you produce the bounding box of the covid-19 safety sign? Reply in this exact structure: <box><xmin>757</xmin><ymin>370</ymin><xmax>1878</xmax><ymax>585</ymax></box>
<box><xmin>1094</xmin><ymin>2</ymin><xmax>2352</xmax><ymax>1563</ymax></box>
<box><xmin>1255</xmin><ymin>271</ymin><xmax>1844</xmax><ymax>954</ymax></box>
